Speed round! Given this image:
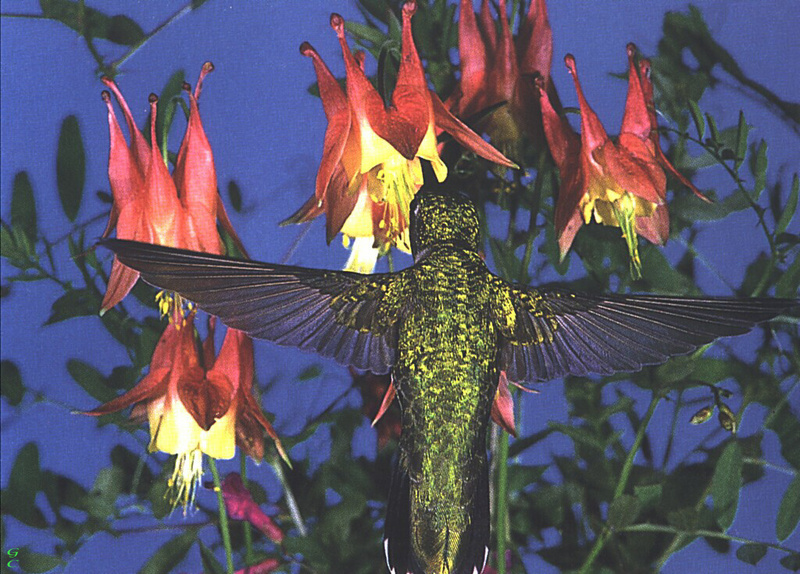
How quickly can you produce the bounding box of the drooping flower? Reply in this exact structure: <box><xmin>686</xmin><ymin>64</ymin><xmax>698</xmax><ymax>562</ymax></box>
<box><xmin>85</xmin><ymin>314</ymin><xmax>284</xmax><ymax>511</ymax></box>
<box><xmin>538</xmin><ymin>46</ymin><xmax>708</xmax><ymax>277</ymax></box>
<box><xmin>285</xmin><ymin>1</ymin><xmax>515</xmax><ymax>273</ymax></box>
<box><xmin>455</xmin><ymin>0</ymin><xmax>557</xmax><ymax>159</ymax></box>
<box><xmin>100</xmin><ymin>64</ymin><xmax>245</xmax><ymax>314</ymax></box>
<box><xmin>220</xmin><ymin>473</ymin><xmax>284</xmax><ymax>543</ymax></box>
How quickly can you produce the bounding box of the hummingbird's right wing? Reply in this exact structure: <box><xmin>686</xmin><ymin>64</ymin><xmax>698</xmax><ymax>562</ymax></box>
<box><xmin>493</xmin><ymin>283</ymin><xmax>796</xmax><ymax>384</ymax></box>
<box><xmin>101</xmin><ymin>239</ymin><xmax>410</xmax><ymax>375</ymax></box>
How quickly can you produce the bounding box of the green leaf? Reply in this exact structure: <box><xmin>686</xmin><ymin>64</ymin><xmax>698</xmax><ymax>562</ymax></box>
<box><xmin>688</xmin><ymin>100</ymin><xmax>705</xmax><ymax>140</ymax></box>
<box><xmin>11</xmin><ymin>171</ymin><xmax>37</xmax><ymax>242</ymax></box>
<box><xmin>777</xmin><ymin>475</ymin><xmax>800</xmax><ymax>541</ymax></box>
<box><xmin>767</xmin><ymin>402</ymin><xmax>800</xmax><ymax>470</ymax></box>
<box><xmin>607</xmin><ymin>495</ymin><xmax>641</xmax><ymax>529</ymax></box>
<box><xmin>87</xmin><ymin>466</ymin><xmax>124</xmax><ymax>519</ymax></box>
<box><xmin>344</xmin><ymin>20</ymin><xmax>387</xmax><ymax>47</ymax></box>
<box><xmin>751</xmin><ymin>140</ymin><xmax>768</xmax><ymax>196</ymax></box>
<box><xmin>781</xmin><ymin>552</ymin><xmax>800</xmax><ymax>571</ymax></box>
<box><xmin>228</xmin><ymin>180</ymin><xmax>243</xmax><ymax>212</ymax></box>
<box><xmin>711</xmin><ymin>441</ymin><xmax>742</xmax><ymax>530</ymax></box>
<box><xmin>1</xmin><ymin>360</ymin><xmax>25</xmax><ymax>406</ymax></box>
<box><xmin>5</xmin><ymin>443</ymin><xmax>46</xmax><ymax>528</ymax></box>
<box><xmin>776</xmin><ymin>252</ymin><xmax>800</xmax><ymax>299</ymax></box>
<box><xmin>198</xmin><ymin>541</ymin><xmax>226</xmax><ymax>574</ymax></box>
<box><xmin>56</xmin><ymin>115</ymin><xmax>85</xmax><ymax>221</ymax></box>
<box><xmin>107</xmin><ymin>14</ymin><xmax>145</xmax><ymax>45</ymax></box>
<box><xmin>633</xmin><ymin>483</ymin><xmax>663</xmax><ymax>510</ymax></box>
<box><xmin>298</xmin><ymin>364</ymin><xmax>323</xmax><ymax>381</ymax></box>
<box><xmin>733</xmin><ymin>110</ymin><xmax>749</xmax><ymax>170</ymax></box>
<box><xmin>705</xmin><ymin>112</ymin><xmax>720</xmax><ymax>144</ymax></box>
<box><xmin>17</xmin><ymin>548</ymin><xmax>63</xmax><ymax>573</ymax></box>
<box><xmin>67</xmin><ymin>359</ymin><xmax>117</xmax><ymax>403</ymax></box>
<box><xmin>137</xmin><ymin>529</ymin><xmax>197</xmax><ymax>574</ymax></box>
<box><xmin>776</xmin><ymin>174</ymin><xmax>799</xmax><ymax>237</ymax></box>
<box><xmin>44</xmin><ymin>288</ymin><xmax>98</xmax><ymax>325</ymax></box>
<box><xmin>39</xmin><ymin>0</ymin><xmax>145</xmax><ymax>45</ymax></box>
<box><xmin>736</xmin><ymin>543</ymin><xmax>767</xmax><ymax>565</ymax></box>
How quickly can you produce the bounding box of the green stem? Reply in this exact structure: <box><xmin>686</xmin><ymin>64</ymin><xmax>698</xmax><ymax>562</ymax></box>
<box><xmin>240</xmin><ymin>452</ymin><xmax>255</xmax><ymax>564</ymax></box>
<box><xmin>111</xmin><ymin>2</ymin><xmax>195</xmax><ymax>73</ymax></box>
<box><xmin>621</xmin><ymin>523</ymin><xmax>798</xmax><ymax>555</ymax></box>
<box><xmin>209</xmin><ymin>458</ymin><xmax>235</xmax><ymax>574</ymax></box>
<box><xmin>579</xmin><ymin>393</ymin><xmax>661</xmax><ymax>574</ymax></box>
<box><xmin>495</xmin><ymin>430</ymin><xmax>510</xmax><ymax>574</ymax></box>
<box><xmin>271</xmin><ymin>458</ymin><xmax>307</xmax><ymax>536</ymax></box>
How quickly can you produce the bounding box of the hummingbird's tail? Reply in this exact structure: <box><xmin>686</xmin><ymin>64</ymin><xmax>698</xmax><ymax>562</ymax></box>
<box><xmin>383</xmin><ymin>457</ymin><xmax>490</xmax><ymax>574</ymax></box>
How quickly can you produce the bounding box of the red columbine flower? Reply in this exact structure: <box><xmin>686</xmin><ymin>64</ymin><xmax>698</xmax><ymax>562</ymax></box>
<box><xmin>285</xmin><ymin>1</ymin><xmax>515</xmax><ymax>273</ymax></box>
<box><xmin>100</xmin><ymin>64</ymin><xmax>245</xmax><ymax>313</ymax></box>
<box><xmin>538</xmin><ymin>45</ymin><xmax>708</xmax><ymax>277</ymax></box>
<box><xmin>455</xmin><ymin>0</ymin><xmax>557</xmax><ymax>158</ymax></box>
<box><xmin>220</xmin><ymin>473</ymin><xmax>284</xmax><ymax>543</ymax></box>
<box><xmin>85</xmin><ymin>314</ymin><xmax>285</xmax><ymax>511</ymax></box>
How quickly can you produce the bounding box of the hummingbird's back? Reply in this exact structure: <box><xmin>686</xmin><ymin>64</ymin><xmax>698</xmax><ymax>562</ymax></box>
<box><xmin>386</xmin><ymin>244</ymin><xmax>498</xmax><ymax>574</ymax></box>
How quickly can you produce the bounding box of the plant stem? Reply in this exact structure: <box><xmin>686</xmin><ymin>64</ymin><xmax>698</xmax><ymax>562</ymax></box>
<box><xmin>111</xmin><ymin>3</ymin><xmax>196</xmax><ymax>73</ymax></box>
<box><xmin>209</xmin><ymin>458</ymin><xmax>235</xmax><ymax>574</ymax></box>
<box><xmin>272</xmin><ymin>457</ymin><xmax>307</xmax><ymax>536</ymax></box>
<box><xmin>496</xmin><ymin>429</ymin><xmax>510</xmax><ymax>574</ymax></box>
<box><xmin>621</xmin><ymin>523</ymin><xmax>798</xmax><ymax>555</ymax></box>
<box><xmin>578</xmin><ymin>393</ymin><xmax>661</xmax><ymax>574</ymax></box>
<box><xmin>240</xmin><ymin>452</ymin><xmax>255</xmax><ymax>564</ymax></box>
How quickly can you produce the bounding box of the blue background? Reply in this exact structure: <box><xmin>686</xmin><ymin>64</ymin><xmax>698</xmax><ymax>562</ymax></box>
<box><xmin>2</xmin><ymin>1</ymin><xmax>798</xmax><ymax>572</ymax></box>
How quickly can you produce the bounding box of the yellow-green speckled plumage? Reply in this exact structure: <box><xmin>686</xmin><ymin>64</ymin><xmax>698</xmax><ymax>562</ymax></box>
<box><xmin>394</xmin><ymin>228</ymin><xmax>497</xmax><ymax>572</ymax></box>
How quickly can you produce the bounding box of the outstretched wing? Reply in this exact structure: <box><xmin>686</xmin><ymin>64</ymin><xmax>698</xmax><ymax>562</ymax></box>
<box><xmin>102</xmin><ymin>239</ymin><xmax>410</xmax><ymax>374</ymax></box>
<box><xmin>493</xmin><ymin>282</ymin><xmax>796</xmax><ymax>384</ymax></box>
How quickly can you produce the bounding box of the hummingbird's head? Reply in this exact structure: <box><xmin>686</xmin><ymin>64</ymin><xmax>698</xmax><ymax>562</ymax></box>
<box><xmin>409</xmin><ymin>190</ymin><xmax>480</xmax><ymax>258</ymax></box>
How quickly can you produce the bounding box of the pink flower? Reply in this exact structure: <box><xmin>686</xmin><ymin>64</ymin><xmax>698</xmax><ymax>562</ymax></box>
<box><xmin>221</xmin><ymin>473</ymin><xmax>284</xmax><ymax>543</ymax></box>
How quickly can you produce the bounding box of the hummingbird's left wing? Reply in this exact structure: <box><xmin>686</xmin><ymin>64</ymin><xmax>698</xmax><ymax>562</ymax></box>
<box><xmin>101</xmin><ymin>239</ymin><xmax>410</xmax><ymax>375</ymax></box>
<box><xmin>492</xmin><ymin>283</ymin><xmax>796</xmax><ymax>384</ymax></box>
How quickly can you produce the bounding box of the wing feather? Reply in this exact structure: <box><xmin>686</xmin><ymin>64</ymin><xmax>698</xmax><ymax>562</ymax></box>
<box><xmin>497</xmin><ymin>286</ymin><xmax>796</xmax><ymax>384</ymax></box>
<box><xmin>102</xmin><ymin>239</ymin><xmax>408</xmax><ymax>374</ymax></box>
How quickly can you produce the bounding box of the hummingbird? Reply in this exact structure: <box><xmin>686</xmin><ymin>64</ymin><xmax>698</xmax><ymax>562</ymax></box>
<box><xmin>102</xmin><ymin>189</ymin><xmax>796</xmax><ymax>574</ymax></box>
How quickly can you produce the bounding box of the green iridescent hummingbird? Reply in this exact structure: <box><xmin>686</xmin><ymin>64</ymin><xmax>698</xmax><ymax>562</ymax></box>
<box><xmin>102</xmin><ymin>189</ymin><xmax>795</xmax><ymax>574</ymax></box>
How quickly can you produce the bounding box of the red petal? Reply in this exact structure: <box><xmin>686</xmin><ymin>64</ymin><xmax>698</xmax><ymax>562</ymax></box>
<box><xmin>518</xmin><ymin>0</ymin><xmax>553</xmax><ymax>80</ymax></box>
<box><xmin>596</xmin><ymin>140</ymin><xmax>664</xmax><ymax>204</ymax></box>
<box><xmin>490</xmin><ymin>371</ymin><xmax>516</xmax><ymax>437</ymax></box>
<box><xmin>180</xmin><ymin>368</ymin><xmax>233</xmax><ymax>432</ymax></box>
<box><xmin>142</xmin><ymin>95</ymin><xmax>184</xmax><ymax>247</ymax></box>
<box><xmin>565</xmin><ymin>54</ymin><xmax>610</xmax><ymax>153</ymax></box>
<box><xmin>85</xmin><ymin>319</ymin><xmax>190</xmax><ymax>414</ymax></box>
<box><xmin>431</xmin><ymin>93</ymin><xmax>517</xmax><ymax>168</ymax></box>
<box><xmin>371</xmin><ymin>378</ymin><xmax>397</xmax><ymax>427</ymax></box>
<box><xmin>101</xmin><ymin>90</ymin><xmax>141</xmax><ymax>216</ymax></box>
<box><xmin>301</xmin><ymin>42</ymin><xmax>352</xmax><ymax>204</ymax></box>
<box><xmin>478</xmin><ymin>0</ymin><xmax>497</xmax><ymax>55</ymax></box>
<box><xmin>100</xmin><ymin>257</ymin><xmax>140</xmax><ymax>313</ymax></box>
<box><xmin>202</xmin><ymin>315</ymin><xmax>217</xmax><ymax>370</ymax></box>
<box><xmin>325</xmin><ymin>164</ymin><xmax>358</xmax><ymax>242</ymax></box>
<box><xmin>101</xmin><ymin>77</ymin><xmax>150</xmax><ymax>175</ymax></box>
<box><xmin>536</xmin><ymin>76</ymin><xmax>579</xmax><ymax>170</ymax></box>
<box><xmin>221</xmin><ymin>473</ymin><xmax>284</xmax><ymax>543</ymax></box>
<box><xmin>487</xmin><ymin>0</ymin><xmax>518</xmax><ymax>104</ymax></box>
<box><xmin>457</xmin><ymin>0</ymin><xmax>489</xmax><ymax>114</ymax></box>
<box><xmin>638</xmin><ymin>58</ymin><xmax>712</xmax><ymax>203</ymax></box>
<box><xmin>620</xmin><ymin>44</ymin><xmax>650</xmax><ymax>141</ymax></box>
<box><xmin>636</xmin><ymin>202</ymin><xmax>670</xmax><ymax>246</ymax></box>
<box><xmin>282</xmin><ymin>193</ymin><xmax>325</xmax><ymax>226</ymax></box>
<box><xmin>175</xmin><ymin>79</ymin><xmax>223</xmax><ymax>253</ymax></box>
